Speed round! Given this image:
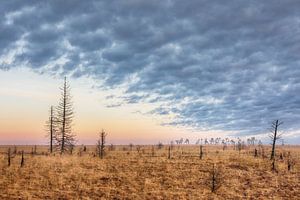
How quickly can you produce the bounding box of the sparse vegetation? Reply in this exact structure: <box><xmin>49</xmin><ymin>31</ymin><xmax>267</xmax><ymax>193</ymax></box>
<box><xmin>0</xmin><ymin>144</ymin><xmax>299</xmax><ymax>199</ymax></box>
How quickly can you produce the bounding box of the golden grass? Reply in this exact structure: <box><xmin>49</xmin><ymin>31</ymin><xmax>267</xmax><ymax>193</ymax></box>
<box><xmin>0</xmin><ymin>145</ymin><xmax>299</xmax><ymax>199</ymax></box>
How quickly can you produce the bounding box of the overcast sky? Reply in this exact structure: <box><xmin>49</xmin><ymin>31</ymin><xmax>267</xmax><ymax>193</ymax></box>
<box><xmin>1</xmin><ymin>1</ymin><xmax>300</xmax><ymax>144</ymax></box>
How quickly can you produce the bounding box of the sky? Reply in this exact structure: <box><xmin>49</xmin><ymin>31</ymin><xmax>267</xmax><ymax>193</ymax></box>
<box><xmin>1</xmin><ymin>1</ymin><xmax>300</xmax><ymax>144</ymax></box>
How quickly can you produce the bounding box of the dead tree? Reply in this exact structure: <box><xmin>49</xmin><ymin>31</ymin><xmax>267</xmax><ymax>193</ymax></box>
<box><xmin>7</xmin><ymin>148</ymin><xmax>11</xmax><ymax>167</ymax></box>
<box><xmin>97</xmin><ymin>129</ymin><xmax>107</xmax><ymax>159</ymax></box>
<box><xmin>45</xmin><ymin>106</ymin><xmax>56</xmax><ymax>153</ymax></box>
<box><xmin>200</xmin><ymin>145</ymin><xmax>203</xmax><ymax>159</ymax></box>
<box><xmin>20</xmin><ymin>151</ymin><xmax>24</xmax><ymax>167</ymax></box>
<box><xmin>269</xmin><ymin>120</ymin><xmax>283</xmax><ymax>160</ymax></box>
<box><xmin>168</xmin><ymin>146</ymin><xmax>171</xmax><ymax>159</ymax></box>
<box><xmin>55</xmin><ymin>77</ymin><xmax>76</xmax><ymax>154</ymax></box>
<box><xmin>254</xmin><ymin>148</ymin><xmax>258</xmax><ymax>157</ymax></box>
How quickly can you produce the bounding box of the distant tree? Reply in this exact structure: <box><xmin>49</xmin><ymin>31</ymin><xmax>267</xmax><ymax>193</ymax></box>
<box><xmin>204</xmin><ymin>138</ymin><xmax>209</xmax><ymax>145</ymax></box>
<box><xmin>157</xmin><ymin>142</ymin><xmax>164</xmax><ymax>149</ymax></box>
<box><xmin>55</xmin><ymin>77</ymin><xmax>76</xmax><ymax>154</ymax></box>
<box><xmin>129</xmin><ymin>143</ymin><xmax>134</xmax><ymax>151</ymax></box>
<box><xmin>13</xmin><ymin>146</ymin><xmax>17</xmax><ymax>154</ymax></box>
<box><xmin>45</xmin><ymin>106</ymin><xmax>56</xmax><ymax>153</ymax></box>
<box><xmin>269</xmin><ymin>120</ymin><xmax>283</xmax><ymax>160</ymax></box>
<box><xmin>20</xmin><ymin>150</ymin><xmax>24</xmax><ymax>167</ymax></box>
<box><xmin>136</xmin><ymin>145</ymin><xmax>141</xmax><ymax>153</ymax></box>
<box><xmin>184</xmin><ymin>138</ymin><xmax>189</xmax><ymax>144</ymax></box>
<box><xmin>97</xmin><ymin>129</ymin><xmax>107</xmax><ymax>159</ymax></box>
<box><xmin>7</xmin><ymin>148</ymin><xmax>11</xmax><ymax>167</ymax></box>
<box><xmin>109</xmin><ymin>144</ymin><xmax>115</xmax><ymax>151</ymax></box>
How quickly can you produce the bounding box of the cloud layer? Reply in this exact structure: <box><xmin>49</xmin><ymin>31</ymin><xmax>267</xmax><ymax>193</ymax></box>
<box><xmin>1</xmin><ymin>0</ymin><xmax>300</xmax><ymax>136</ymax></box>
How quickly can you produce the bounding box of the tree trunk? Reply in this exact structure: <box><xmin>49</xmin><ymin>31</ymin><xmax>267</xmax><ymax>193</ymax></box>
<box><xmin>50</xmin><ymin>106</ymin><xmax>53</xmax><ymax>153</ymax></box>
<box><xmin>61</xmin><ymin>77</ymin><xmax>67</xmax><ymax>154</ymax></box>
<box><xmin>270</xmin><ymin>120</ymin><xmax>278</xmax><ymax>160</ymax></box>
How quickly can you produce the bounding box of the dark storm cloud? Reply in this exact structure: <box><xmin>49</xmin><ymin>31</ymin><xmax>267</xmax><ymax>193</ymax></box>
<box><xmin>1</xmin><ymin>0</ymin><xmax>300</xmax><ymax>136</ymax></box>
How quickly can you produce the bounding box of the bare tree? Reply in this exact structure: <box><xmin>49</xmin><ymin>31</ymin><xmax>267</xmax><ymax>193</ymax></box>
<box><xmin>199</xmin><ymin>145</ymin><xmax>203</xmax><ymax>159</ymax></box>
<box><xmin>269</xmin><ymin>120</ymin><xmax>283</xmax><ymax>160</ymax></box>
<box><xmin>20</xmin><ymin>150</ymin><xmax>24</xmax><ymax>167</ymax></box>
<box><xmin>7</xmin><ymin>148</ymin><xmax>11</xmax><ymax>167</ymax></box>
<box><xmin>254</xmin><ymin>148</ymin><xmax>258</xmax><ymax>157</ymax></box>
<box><xmin>168</xmin><ymin>146</ymin><xmax>171</xmax><ymax>159</ymax></box>
<box><xmin>97</xmin><ymin>129</ymin><xmax>107</xmax><ymax>159</ymax></box>
<box><xmin>45</xmin><ymin>106</ymin><xmax>56</xmax><ymax>153</ymax></box>
<box><xmin>55</xmin><ymin>77</ymin><xmax>76</xmax><ymax>154</ymax></box>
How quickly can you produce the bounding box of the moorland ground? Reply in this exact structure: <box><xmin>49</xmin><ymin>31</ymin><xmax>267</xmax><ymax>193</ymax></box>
<box><xmin>0</xmin><ymin>145</ymin><xmax>299</xmax><ymax>199</ymax></box>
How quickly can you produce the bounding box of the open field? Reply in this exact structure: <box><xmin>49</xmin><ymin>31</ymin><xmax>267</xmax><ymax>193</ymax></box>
<box><xmin>0</xmin><ymin>145</ymin><xmax>299</xmax><ymax>199</ymax></box>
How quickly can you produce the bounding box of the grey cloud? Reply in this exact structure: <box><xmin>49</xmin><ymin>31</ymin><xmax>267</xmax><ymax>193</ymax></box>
<box><xmin>1</xmin><ymin>1</ymin><xmax>300</xmax><ymax>137</ymax></box>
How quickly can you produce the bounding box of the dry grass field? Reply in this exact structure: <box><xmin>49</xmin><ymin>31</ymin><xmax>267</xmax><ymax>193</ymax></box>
<box><xmin>0</xmin><ymin>145</ymin><xmax>299</xmax><ymax>199</ymax></box>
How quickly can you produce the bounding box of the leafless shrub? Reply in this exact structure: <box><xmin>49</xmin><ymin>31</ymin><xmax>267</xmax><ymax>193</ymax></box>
<box><xmin>157</xmin><ymin>142</ymin><xmax>163</xmax><ymax>149</ymax></box>
<box><xmin>279</xmin><ymin>152</ymin><xmax>283</xmax><ymax>160</ymax></box>
<box><xmin>207</xmin><ymin>164</ymin><xmax>223</xmax><ymax>193</ymax></box>
<box><xmin>136</xmin><ymin>145</ymin><xmax>141</xmax><ymax>154</ymax></box>
<box><xmin>13</xmin><ymin>146</ymin><xmax>17</xmax><ymax>155</ymax></box>
<box><xmin>129</xmin><ymin>143</ymin><xmax>134</xmax><ymax>151</ymax></box>
<box><xmin>271</xmin><ymin>159</ymin><xmax>277</xmax><ymax>172</ymax></box>
<box><xmin>109</xmin><ymin>144</ymin><xmax>115</xmax><ymax>151</ymax></box>
<box><xmin>287</xmin><ymin>152</ymin><xmax>296</xmax><ymax>171</ymax></box>
<box><xmin>254</xmin><ymin>148</ymin><xmax>258</xmax><ymax>157</ymax></box>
